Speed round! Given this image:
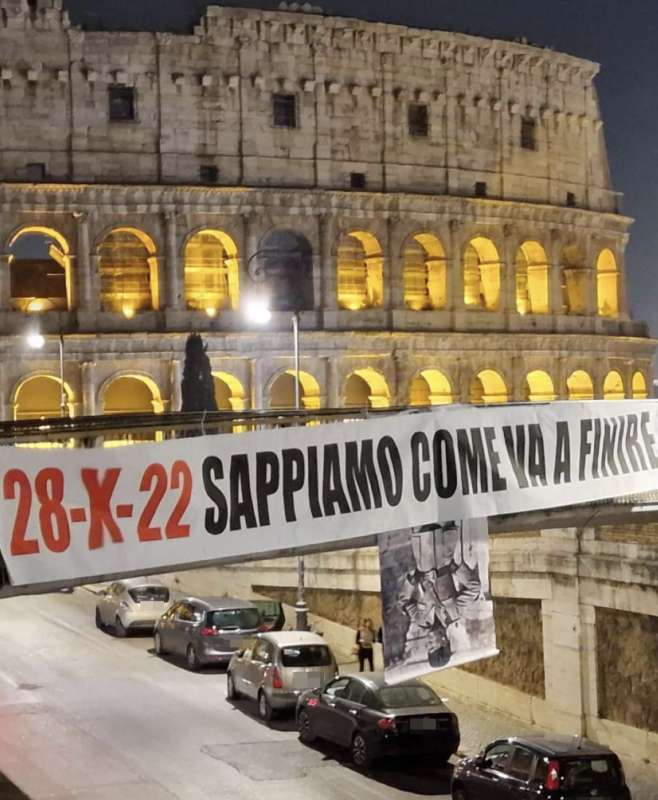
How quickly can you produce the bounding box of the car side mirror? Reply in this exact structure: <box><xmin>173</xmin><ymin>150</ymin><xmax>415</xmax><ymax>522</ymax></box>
<box><xmin>480</xmin><ymin>757</ymin><xmax>493</xmax><ymax>769</ymax></box>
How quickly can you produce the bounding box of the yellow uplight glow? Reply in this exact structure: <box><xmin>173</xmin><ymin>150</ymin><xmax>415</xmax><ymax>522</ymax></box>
<box><xmin>122</xmin><ymin>305</ymin><xmax>135</xmax><ymax>319</ymax></box>
<box><xmin>27</xmin><ymin>298</ymin><xmax>50</xmax><ymax>312</ymax></box>
<box><xmin>205</xmin><ymin>306</ymin><xmax>217</xmax><ymax>318</ymax></box>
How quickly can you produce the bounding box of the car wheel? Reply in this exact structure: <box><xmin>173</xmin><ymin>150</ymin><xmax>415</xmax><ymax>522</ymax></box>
<box><xmin>154</xmin><ymin>631</ymin><xmax>166</xmax><ymax>656</ymax></box>
<box><xmin>114</xmin><ymin>617</ymin><xmax>127</xmax><ymax>638</ymax></box>
<box><xmin>298</xmin><ymin>709</ymin><xmax>316</xmax><ymax>744</ymax></box>
<box><xmin>258</xmin><ymin>691</ymin><xmax>273</xmax><ymax>723</ymax></box>
<box><xmin>351</xmin><ymin>732</ymin><xmax>373</xmax><ymax>768</ymax></box>
<box><xmin>186</xmin><ymin>645</ymin><xmax>199</xmax><ymax>671</ymax></box>
<box><xmin>226</xmin><ymin>673</ymin><xmax>238</xmax><ymax>700</ymax></box>
<box><xmin>95</xmin><ymin>607</ymin><xmax>104</xmax><ymax>630</ymax></box>
<box><xmin>452</xmin><ymin>787</ymin><xmax>468</xmax><ymax>800</ymax></box>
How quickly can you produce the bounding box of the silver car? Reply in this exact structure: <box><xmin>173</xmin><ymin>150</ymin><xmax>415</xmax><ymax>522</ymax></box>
<box><xmin>95</xmin><ymin>578</ymin><xmax>170</xmax><ymax>637</ymax></box>
<box><xmin>227</xmin><ymin>631</ymin><xmax>338</xmax><ymax>722</ymax></box>
<box><xmin>154</xmin><ymin>596</ymin><xmax>261</xmax><ymax>670</ymax></box>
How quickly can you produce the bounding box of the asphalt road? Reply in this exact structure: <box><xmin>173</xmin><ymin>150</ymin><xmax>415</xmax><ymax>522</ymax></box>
<box><xmin>0</xmin><ymin>589</ymin><xmax>454</xmax><ymax>800</ymax></box>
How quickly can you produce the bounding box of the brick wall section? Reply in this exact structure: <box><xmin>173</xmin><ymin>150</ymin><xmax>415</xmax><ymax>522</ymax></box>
<box><xmin>253</xmin><ymin>585</ymin><xmax>382</xmax><ymax>630</ymax></box>
<box><xmin>596</xmin><ymin>607</ymin><xmax>658</xmax><ymax>732</ymax></box>
<box><xmin>461</xmin><ymin>597</ymin><xmax>546</xmax><ymax>698</ymax></box>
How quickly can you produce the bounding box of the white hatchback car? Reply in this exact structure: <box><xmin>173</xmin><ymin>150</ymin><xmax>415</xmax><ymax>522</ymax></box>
<box><xmin>95</xmin><ymin>578</ymin><xmax>171</xmax><ymax>637</ymax></box>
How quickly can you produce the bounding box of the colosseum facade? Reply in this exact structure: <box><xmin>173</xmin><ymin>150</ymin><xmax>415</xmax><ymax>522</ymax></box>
<box><xmin>0</xmin><ymin>0</ymin><xmax>653</xmax><ymax>425</ymax></box>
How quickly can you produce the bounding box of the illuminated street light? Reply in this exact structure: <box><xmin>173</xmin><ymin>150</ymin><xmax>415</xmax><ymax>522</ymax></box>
<box><xmin>27</xmin><ymin>332</ymin><xmax>45</xmax><ymax>350</ymax></box>
<box><xmin>245</xmin><ymin>297</ymin><xmax>273</xmax><ymax>325</ymax></box>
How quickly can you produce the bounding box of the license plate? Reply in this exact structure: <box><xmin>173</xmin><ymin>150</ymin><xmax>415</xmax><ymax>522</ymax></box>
<box><xmin>293</xmin><ymin>672</ymin><xmax>321</xmax><ymax>689</ymax></box>
<box><xmin>410</xmin><ymin>718</ymin><xmax>437</xmax><ymax>731</ymax></box>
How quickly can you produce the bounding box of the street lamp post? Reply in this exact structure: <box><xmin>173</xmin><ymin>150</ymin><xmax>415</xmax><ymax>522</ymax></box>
<box><xmin>27</xmin><ymin>331</ymin><xmax>67</xmax><ymax>417</ymax></box>
<box><xmin>246</xmin><ymin>249</ymin><xmax>309</xmax><ymax>632</ymax></box>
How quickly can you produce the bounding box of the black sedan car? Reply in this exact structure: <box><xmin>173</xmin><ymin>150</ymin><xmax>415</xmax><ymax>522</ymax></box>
<box><xmin>451</xmin><ymin>734</ymin><xmax>632</xmax><ymax>800</ymax></box>
<box><xmin>296</xmin><ymin>672</ymin><xmax>460</xmax><ymax>768</ymax></box>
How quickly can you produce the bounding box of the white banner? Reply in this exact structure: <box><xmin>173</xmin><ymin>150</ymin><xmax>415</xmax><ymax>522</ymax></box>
<box><xmin>1</xmin><ymin>400</ymin><xmax>658</xmax><ymax>586</ymax></box>
<box><xmin>378</xmin><ymin>519</ymin><xmax>497</xmax><ymax>683</ymax></box>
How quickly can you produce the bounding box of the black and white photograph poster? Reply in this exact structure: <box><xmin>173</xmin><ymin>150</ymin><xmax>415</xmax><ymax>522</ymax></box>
<box><xmin>378</xmin><ymin>518</ymin><xmax>498</xmax><ymax>684</ymax></box>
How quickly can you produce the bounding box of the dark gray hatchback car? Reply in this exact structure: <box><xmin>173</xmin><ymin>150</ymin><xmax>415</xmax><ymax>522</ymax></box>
<box><xmin>154</xmin><ymin>596</ymin><xmax>262</xmax><ymax>670</ymax></box>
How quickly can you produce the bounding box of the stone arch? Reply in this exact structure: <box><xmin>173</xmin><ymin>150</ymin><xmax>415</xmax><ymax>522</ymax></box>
<box><xmin>257</xmin><ymin>229</ymin><xmax>314</xmax><ymax>312</ymax></box>
<box><xmin>561</xmin><ymin>244</ymin><xmax>587</xmax><ymax>314</ymax></box>
<box><xmin>632</xmin><ymin>371</ymin><xmax>648</xmax><ymax>400</ymax></box>
<box><xmin>213</xmin><ymin>371</ymin><xmax>247</xmax><ymax>411</ymax></box>
<box><xmin>344</xmin><ymin>367</ymin><xmax>390</xmax><ymax>409</ymax></box>
<box><xmin>470</xmin><ymin>369</ymin><xmax>508</xmax><ymax>404</ymax></box>
<box><xmin>463</xmin><ymin>236</ymin><xmax>501</xmax><ymax>311</ymax></box>
<box><xmin>100</xmin><ymin>372</ymin><xmax>164</xmax><ymax>414</ymax></box>
<box><xmin>98</xmin><ymin>227</ymin><xmax>159</xmax><ymax>315</ymax></box>
<box><xmin>267</xmin><ymin>369</ymin><xmax>321</xmax><ymax>410</ymax></box>
<box><xmin>566</xmin><ymin>369</ymin><xmax>594</xmax><ymax>400</ymax></box>
<box><xmin>402</xmin><ymin>233</ymin><xmax>446</xmax><ymax>310</ymax></box>
<box><xmin>515</xmin><ymin>240</ymin><xmax>549</xmax><ymax>315</ymax></box>
<box><xmin>524</xmin><ymin>370</ymin><xmax>556</xmax><ymax>402</ymax></box>
<box><xmin>603</xmin><ymin>370</ymin><xmax>625</xmax><ymax>400</ymax></box>
<box><xmin>7</xmin><ymin>226</ymin><xmax>72</xmax><ymax>311</ymax></box>
<box><xmin>336</xmin><ymin>230</ymin><xmax>383</xmax><ymax>310</ymax></box>
<box><xmin>596</xmin><ymin>248</ymin><xmax>619</xmax><ymax>318</ymax></box>
<box><xmin>409</xmin><ymin>369</ymin><xmax>453</xmax><ymax>406</ymax></box>
<box><xmin>13</xmin><ymin>372</ymin><xmax>75</xmax><ymax>420</ymax></box>
<box><xmin>184</xmin><ymin>229</ymin><xmax>239</xmax><ymax>315</ymax></box>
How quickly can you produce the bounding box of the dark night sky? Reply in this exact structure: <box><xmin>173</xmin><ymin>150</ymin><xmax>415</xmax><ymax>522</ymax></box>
<box><xmin>64</xmin><ymin>1</ymin><xmax>658</xmax><ymax>339</ymax></box>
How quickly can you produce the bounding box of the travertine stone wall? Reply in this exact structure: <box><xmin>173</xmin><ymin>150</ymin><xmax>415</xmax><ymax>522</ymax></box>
<box><xmin>0</xmin><ymin>1</ymin><xmax>614</xmax><ymax>213</ymax></box>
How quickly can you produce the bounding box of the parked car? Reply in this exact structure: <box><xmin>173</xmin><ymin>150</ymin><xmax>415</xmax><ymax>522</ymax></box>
<box><xmin>296</xmin><ymin>672</ymin><xmax>460</xmax><ymax>768</ymax></box>
<box><xmin>153</xmin><ymin>596</ymin><xmax>261</xmax><ymax>670</ymax></box>
<box><xmin>95</xmin><ymin>578</ymin><xmax>170</xmax><ymax>637</ymax></box>
<box><xmin>227</xmin><ymin>631</ymin><xmax>337</xmax><ymax>722</ymax></box>
<box><xmin>251</xmin><ymin>599</ymin><xmax>286</xmax><ymax>632</ymax></box>
<box><xmin>451</xmin><ymin>734</ymin><xmax>632</xmax><ymax>800</ymax></box>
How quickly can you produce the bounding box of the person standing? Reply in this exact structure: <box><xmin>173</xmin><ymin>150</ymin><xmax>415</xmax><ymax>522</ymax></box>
<box><xmin>356</xmin><ymin>618</ymin><xmax>376</xmax><ymax>671</ymax></box>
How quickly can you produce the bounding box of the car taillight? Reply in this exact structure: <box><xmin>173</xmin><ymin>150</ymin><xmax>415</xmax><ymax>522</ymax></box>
<box><xmin>270</xmin><ymin>666</ymin><xmax>283</xmax><ymax>689</ymax></box>
<box><xmin>544</xmin><ymin>759</ymin><xmax>560</xmax><ymax>790</ymax></box>
<box><xmin>258</xmin><ymin>623</ymin><xmax>271</xmax><ymax>632</ymax></box>
<box><xmin>306</xmin><ymin>697</ymin><xmax>319</xmax><ymax>708</ymax></box>
<box><xmin>377</xmin><ymin>718</ymin><xmax>396</xmax><ymax>732</ymax></box>
<box><xmin>199</xmin><ymin>627</ymin><xmax>216</xmax><ymax>637</ymax></box>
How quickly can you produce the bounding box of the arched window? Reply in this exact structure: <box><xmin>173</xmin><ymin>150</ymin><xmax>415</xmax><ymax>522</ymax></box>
<box><xmin>8</xmin><ymin>227</ymin><xmax>71</xmax><ymax>312</ymax></box>
<box><xmin>344</xmin><ymin>368</ymin><xmax>390</xmax><ymax>408</ymax></box>
<box><xmin>470</xmin><ymin>370</ymin><xmax>508</xmax><ymax>404</ymax></box>
<box><xmin>561</xmin><ymin>245</ymin><xmax>587</xmax><ymax>315</ymax></box>
<box><xmin>102</xmin><ymin>374</ymin><xmax>163</xmax><ymax>445</ymax></box>
<box><xmin>14</xmin><ymin>375</ymin><xmax>74</xmax><ymax>420</ymax></box>
<box><xmin>258</xmin><ymin>230</ymin><xmax>314</xmax><ymax>312</ymax></box>
<box><xmin>403</xmin><ymin>234</ymin><xmax>446</xmax><ymax>310</ymax></box>
<box><xmin>596</xmin><ymin>249</ymin><xmax>619</xmax><ymax>318</ymax></box>
<box><xmin>213</xmin><ymin>372</ymin><xmax>247</xmax><ymax>411</ymax></box>
<box><xmin>409</xmin><ymin>370</ymin><xmax>453</xmax><ymax>406</ymax></box>
<box><xmin>337</xmin><ymin>231</ymin><xmax>383</xmax><ymax>310</ymax></box>
<box><xmin>632</xmin><ymin>371</ymin><xmax>648</xmax><ymax>400</ymax></box>
<box><xmin>566</xmin><ymin>370</ymin><xmax>594</xmax><ymax>400</ymax></box>
<box><xmin>99</xmin><ymin>228</ymin><xmax>158</xmax><ymax>315</ymax></box>
<box><xmin>603</xmin><ymin>370</ymin><xmax>625</xmax><ymax>400</ymax></box>
<box><xmin>184</xmin><ymin>230</ymin><xmax>239</xmax><ymax>315</ymax></box>
<box><xmin>524</xmin><ymin>370</ymin><xmax>556</xmax><ymax>402</ymax></box>
<box><xmin>516</xmin><ymin>241</ymin><xmax>549</xmax><ymax>315</ymax></box>
<box><xmin>269</xmin><ymin>370</ymin><xmax>321</xmax><ymax>410</ymax></box>
<box><xmin>463</xmin><ymin>237</ymin><xmax>501</xmax><ymax>311</ymax></box>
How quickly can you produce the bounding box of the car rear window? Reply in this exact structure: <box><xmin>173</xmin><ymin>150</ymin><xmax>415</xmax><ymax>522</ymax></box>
<box><xmin>253</xmin><ymin>601</ymin><xmax>281</xmax><ymax>618</ymax></box>
<box><xmin>281</xmin><ymin>645</ymin><xmax>332</xmax><ymax>667</ymax></box>
<box><xmin>560</xmin><ymin>757</ymin><xmax>623</xmax><ymax>790</ymax></box>
<box><xmin>206</xmin><ymin>608</ymin><xmax>260</xmax><ymax>630</ymax></box>
<box><xmin>376</xmin><ymin>685</ymin><xmax>442</xmax><ymax>708</ymax></box>
<box><xmin>129</xmin><ymin>587</ymin><xmax>169</xmax><ymax>603</ymax></box>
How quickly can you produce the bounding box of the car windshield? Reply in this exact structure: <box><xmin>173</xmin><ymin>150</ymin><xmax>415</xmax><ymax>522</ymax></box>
<box><xmin>206</xmin><ymin>608</ymin><xmax>260</xmax><ymax>630</ymax></box>
<box><xmin>281</xmin><ymin>645</ymin><xmax>332</xmax><ymax>667</ymax></box>
<box><xmin>129</xmin><ymin>587</ymin><xmax>169</xmax><ymax>603</ymax></box>
<box><xmin>560</xmin><ymin>757</ymin><xmax>622</xmax><ymax>789</ymax></box>
<box><xmin>376</xmin><ymin>685</ymin><xmax>443</xmax><ymax>708</ymax></box>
